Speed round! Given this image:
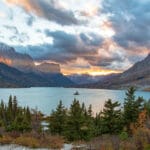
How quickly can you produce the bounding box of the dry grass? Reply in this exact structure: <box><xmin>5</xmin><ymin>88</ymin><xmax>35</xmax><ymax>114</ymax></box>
<box><xmin>14</xmin><ymin>136</ymin><xmax>40</xmax><ymax>148</ymax></box>
<box><xmin>0</xmin><ymin>135</ymin><xmax>14</xmax><ymax>145</ymax></box>
<box><xmin>0</xmin><ymin>132</ymin><xmax>64</xmax><ymax>149</ymax></box>
<box><xmin>43</xmin><ymin>135</ymin><xmax>64</xmax><ymax>149</ymax></box>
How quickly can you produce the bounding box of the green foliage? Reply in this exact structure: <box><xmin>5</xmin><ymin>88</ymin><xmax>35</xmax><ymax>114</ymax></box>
<box><xmin>49</xmin><ymin>100</ymin><xmax>67</xmax><ymax>135</ymax></box>
<box><xmin>123</xmin><ymin>87</ymin><xmax>144</xmax><ymax>133</ymax></box>
<box><xmin>49</xmin><ymin>99</ymin><xmax>95</xmax><ymax>141</ymax></box>
<box><xmin>144</xmin><ymin>99</ymin><xmax>150</xmax><ymax>116</ymax></box>
<box><xmin>101</xmin><ymin>99</ymin><xmax>123</xmax><ymax>134</ymax></box>
<box><xmin>119</xmin><ymin>131</ymin><xmax>128</xmax><ymax>140</ymax></box>
<box><xmin>0</xmin><ymin>87</ymin><xmax>148</xmax><ymax>145</ymax></box>
<box><xmin>48</xmin><ymin>87</ymin><xmax>148</xmax><ymax>142</ymax></box>
<box><xmin>66</xmin><ymin>99</ymin><xmax>94</xmax><ymax>141</ymax></box>
<box><xmin>0</xmin><ymin>96</ymin><xmax>32</xmax><ymax>132</ymax></box>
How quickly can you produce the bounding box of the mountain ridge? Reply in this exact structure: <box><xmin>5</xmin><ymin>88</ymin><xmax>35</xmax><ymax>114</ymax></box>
<box><xmin>0</xmin><ymin>43</ymin><xmax>74</xmax><ymax>87</ymax></box>
<box><xmin>74</xmin><ymin>54</ymin><xmax>150</xmax><ymax>90</ymax></box>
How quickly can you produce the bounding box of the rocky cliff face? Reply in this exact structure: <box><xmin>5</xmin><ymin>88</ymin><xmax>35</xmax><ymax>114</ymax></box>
<box><xmin>36</xmin><ymin>62</ymin><xmax>60</xmax><ymax>73</ymax></box>
<box><xmin>0</xmin><ymin>43</ymin><xmax>74</xmax><ymax>87</ymax></box>
<box><xmin>0</xmin><ymin>43</ymin><xmax>61</xmax><ymax>74</ymax></box>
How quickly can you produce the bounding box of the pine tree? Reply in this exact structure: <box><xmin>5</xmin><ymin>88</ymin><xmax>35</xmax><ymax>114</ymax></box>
<box><xmin>87</xmin><ymin>104</ymin><xmax>92</xmax><ymax>117</ymax></box>
<box><xmin>65</xmin><ymin>99</ymin><xmax>84</xmax><ymax>141</ymax></box>
<box><xmin>94</xmin><ymin>112</ymin><xmax>103</xmax><ymax>136</ymax></box>
<box><xmin>102</xmin><ymin>99</ymin><xmax>122</xmax><ymax>134</ymax></box>
<box><xmin>123</xmin><ymin>87</ymin><xmax>144</xmax><ymax>133</ymax></box>
<box><xmin>49</xmin><ymin>100</ymin><xmax>67</xmax><ymax>135</ymax></box>
<box><xmin>7</xmin><ymin>95</ymin><xmax>13</xmax><ymax>122</ymax></box>
<box><xmin>13</xmin><ymin>96</ymin><xmax>18</xmax><ymax>119</ymax></box>
<box><xmin>26</xmin><ymin>106</ymin><xmax>31</xmax><ymax>122</ymax></box>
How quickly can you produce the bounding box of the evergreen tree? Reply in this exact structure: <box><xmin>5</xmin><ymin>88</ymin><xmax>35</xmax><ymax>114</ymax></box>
<box><xmin>123</xmin><ymin>87</ymin><xmax>144</xmax><ymax>133</ymax></box>
<box><xmin>65</xmin><ymin>99</ymin><xmax>94</xmax><ymax>141</ymax></box>
<box><xmin>87</xmin><ymin>104</ymin><xmax>92</xmax><ymax>117</ymax></box>
<box><xmin>101</xmin><ymin>99</ymin><xmax>122</xmax><ymax>134</ymax></box>
<box><xmin>7</xmin><ymin>95</ymin><xmax>13</xmax><ymax>123</ymax></box>
<box><xmin>13</xmin><ymin>96</ymin><xmax>18</xmax><ymax>119</ymax></box>
<box><xmin>25</xmin><ymin>106</ymin><xmax>31</xmax><ymax>122</ymax></box>
<box><xmin>94</xmin><ymin>112</ymin><xmax>103</xmax><ymax>136</ymax></box>
<box><xmin>65</xmin><ymin>99</ymin><xmax>84</xmax><ymax>141</ymax></box>
<box><xmin>81</xmin><ymin>105</ymin><xmax>96</xmax><ymax>140</ymax></box>
<box><xmin>49</xmin><ymin>100</ymin><xmax>67</xmax><ymax>135</ymax></box>
<box><xmin>144</xmin><ymin>99</ymin><xmax>150</xmax><ymax>116</ymax></box>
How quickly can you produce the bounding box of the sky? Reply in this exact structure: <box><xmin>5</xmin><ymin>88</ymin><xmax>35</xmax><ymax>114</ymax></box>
<box><xmin>0</xmin><ymin>0</ymin><xmax>149</xmax><ymax>75</ymax></box>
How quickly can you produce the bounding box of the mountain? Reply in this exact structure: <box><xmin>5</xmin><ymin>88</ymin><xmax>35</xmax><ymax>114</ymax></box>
<box><xmin>0</xmin><ymin>43</ymin><xmax>74</xmax><ymax>87</ymax></box>
<box><xmin>0</xmin><ymin>63</ymin><xmax>74</xmax><ymax>87</ymax></box>
<box><xmin>35</xmin><ymin>62</ymin><xmax>60</xmax><ymax>74</ymax></box>
<box><xmin>0</xmin><ymin>43</ymin><xmax>35</xmax><ymax>72</ymax></box>
<box><xmin>67</xmin><ymin>74</ymin><xmax>118</xmax><ymax>84</ymax></box>
<box><xmin>84</xmin><ymin>54</ymin><xmax>150</xmax><ymax>89</ymax></box>
<box><xmin>0</xmin><ymin>43</ymin><xmax>61</xmax><ymax>74</ymax></box>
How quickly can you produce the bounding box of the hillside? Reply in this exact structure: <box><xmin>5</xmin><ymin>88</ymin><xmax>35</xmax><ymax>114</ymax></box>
<box><xmin>78</xmin><ymin>54</ymin><xmax>150</xmax><ymax>89</ymax></box>
<box><xmin>0</xmin><ymin>43</ymin><xmax>74</xmax><ymax>87</ymax></box>
<box><xmin>0</xmin><ymin>63</ymin><xmax>74</xmax><ymax>87</ymax></box>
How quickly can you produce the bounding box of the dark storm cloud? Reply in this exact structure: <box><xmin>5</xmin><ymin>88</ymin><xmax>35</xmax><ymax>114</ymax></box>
<box><xmin>84</xmin><ymin>53</ymin><xmax>126</xmax><ymax>68</ymax></box>
<box><xmin>102</xmin><ymin>0</ymin><xmax>150</xmax><ymax>49</ymax></box>
<box><xmin>34</xmin><ymin>0</ymin><xmax>79</xmax><ymax>25</ymax></box>
<box><xmin>15</xmin><ymin>30</ymin><xmax>104</xmax><ymax>64</ymax></box>
<box><xmin>45</xmin><ymin>30</ymin><xmax>103</xmax><ymax>54</ymax></box>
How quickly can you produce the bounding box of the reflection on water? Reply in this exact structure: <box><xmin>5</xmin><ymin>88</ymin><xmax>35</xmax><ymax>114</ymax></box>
<box><xmin>0</xmin><ymin>87</ymin><xmax>149</xmax><ymax>115</ymax></box>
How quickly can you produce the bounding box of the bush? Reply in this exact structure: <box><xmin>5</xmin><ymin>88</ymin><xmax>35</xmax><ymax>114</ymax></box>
<box><xmin>0</xmin><ymin>135</ymin><xmax>14</xmax><ymax>144</ymax></box>
<box><xmin>14</xmin><ymin>136</ymin><xmax>40</xmax><ymax>148</ymax></box>
<box><xmin>119</xmin><ymin>131</ymin><xmax>128</xmax><ymax>141</ymax></box>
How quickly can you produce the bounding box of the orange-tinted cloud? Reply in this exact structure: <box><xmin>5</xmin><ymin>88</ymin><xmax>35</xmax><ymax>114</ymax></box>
<box><xmin>80</xmin><ymin>3</ymin><xmax>99</xmax><ymax>17</ymax></box>
<box><xmin>6</xmin><ymin>0</ymin><xmax>32</xmax><ymax>11</ymax></box>
<box><xmin>61</xmin><ymin>65</ymin><xmax>121</xmax><ymax>76</ymax></box>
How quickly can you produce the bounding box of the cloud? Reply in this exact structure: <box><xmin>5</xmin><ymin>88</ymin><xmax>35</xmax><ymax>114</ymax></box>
<box><xmin>102</xmin><ymin>0</ymin><xmax>150</xmax><ymax>49</ymax></box>
<box><xmin>26</xmin><ymin>15</ymin><xmax>35</xmax><ymax>26</ymax></box>
<box><xmin>15</xmin><ymin>30</ymin><xmax>104</xmax><ymax>64</ymax></box>
<box><xmin>3</xmin><ymin>25</ymin><xmax>18</xmax><ymax>34</ymax></box>
<box><xmin>5</xmin><ymin>0</ymin><xmax>80</xmax><ymax>25</ymax></box>
<box><xmin>15</xmin><ymin>30</ymin><xmax>132</xmax><ymax>71</ymax></box>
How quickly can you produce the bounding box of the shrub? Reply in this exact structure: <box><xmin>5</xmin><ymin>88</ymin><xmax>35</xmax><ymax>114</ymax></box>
<box><xmin>14</xmin><ymin>136</ymin><xmax>40</xmax><ymax>148</ymax></box>
<box><xmin>119</xmin><ymin>131</ymin><xmax>128</xmax><ymax>141</ymax></box>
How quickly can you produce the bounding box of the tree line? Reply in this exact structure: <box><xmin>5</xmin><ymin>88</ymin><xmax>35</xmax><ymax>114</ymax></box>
<box><xmin>0</xmin><ymin>95</ymin><xmax>31</xmax><ymax>132</ymax></box>
<box><xmin>0</xmin><ymin>87</ymin><xmax>149</xmax><ymax>143</ymax></box>
<box><xmin>49</xmin><ymin>87</ymin><xmax>150</xmax><ymax>141</ymax></box>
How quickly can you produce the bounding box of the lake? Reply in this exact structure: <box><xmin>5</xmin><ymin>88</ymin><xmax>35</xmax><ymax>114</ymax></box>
<box><xmin>0</xmin><ymin>87</ymin><xmax>149</xmax><ymax>115</ymax></box>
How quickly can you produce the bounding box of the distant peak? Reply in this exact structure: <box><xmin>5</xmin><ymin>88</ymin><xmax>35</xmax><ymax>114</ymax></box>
<box><xmin>36</xmin><ymin>62</ymin><xmax>60</xmax><ymax>73</ymax></box>
<box><xmin>0</xmin><ymin>42</ymin><xmax>15</xmax><ymax>52</ymax></box>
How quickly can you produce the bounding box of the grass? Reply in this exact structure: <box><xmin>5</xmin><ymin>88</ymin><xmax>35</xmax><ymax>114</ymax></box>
<box><xmin>0</xmin><ymin>133</ymin><xmax>64</xmax><ymax>149</ymax></box>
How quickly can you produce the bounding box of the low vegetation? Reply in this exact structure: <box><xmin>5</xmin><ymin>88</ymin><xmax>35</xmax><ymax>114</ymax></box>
<box><xmin>0</xmin><ymin>87</ymin><xmax>150</xmax><ymax>149</ymax></box>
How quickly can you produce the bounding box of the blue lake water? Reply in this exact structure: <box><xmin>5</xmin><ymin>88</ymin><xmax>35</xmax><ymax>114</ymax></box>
<box><xmin>0</xmin><ymin>87</ymin><xmax>149</xmax><ymax>115</ymax></box>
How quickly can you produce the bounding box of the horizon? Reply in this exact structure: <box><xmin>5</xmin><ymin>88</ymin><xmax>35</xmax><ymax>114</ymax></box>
<box><xmin>0</xmin><ymin>0</ymin><xmax>149</xmax><ymax>75</ymax></box>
